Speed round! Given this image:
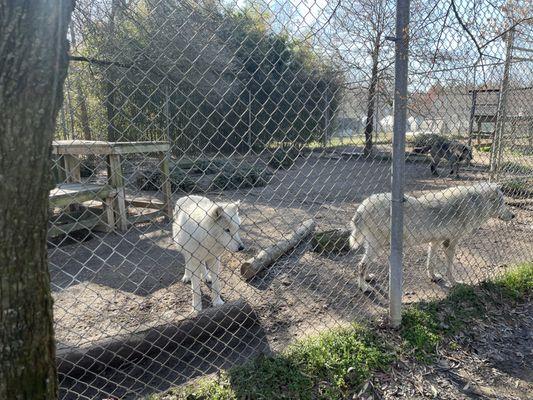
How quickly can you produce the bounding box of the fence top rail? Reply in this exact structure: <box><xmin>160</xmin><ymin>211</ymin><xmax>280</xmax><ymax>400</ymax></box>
<box><xmin>52</xmin><ymin>140</ymin><xmax>170</xmax><ymax>155</ymax></box>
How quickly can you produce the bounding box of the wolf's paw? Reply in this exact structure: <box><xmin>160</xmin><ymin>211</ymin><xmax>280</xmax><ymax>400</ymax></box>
<box><xmin>213</xmin><ymin>298</ymin><xmax>225</xmax><ymax>307</ymax></box>
<box><xmin>204</xmin><ymin>273</ymin><xmax>213</xmax><ymax>283</ymax></box>
<box><xmin>181</xmin><ymin>274</ymin><xmax>191</xmax><ymax>283</ymax></box>
<box><xmin>442</xmin><ymin>280</ymin><xmax>455</xmax><ymax>289</ymax></box>
<box><xmin>192</xmin><ymin>304</ymin><xmax>202</xmax><ymax>313</ymax></box>
<box><xmin>358</xmin><ymin>280</ymin><xmax>373</xmax><ymax>294</ymax></box>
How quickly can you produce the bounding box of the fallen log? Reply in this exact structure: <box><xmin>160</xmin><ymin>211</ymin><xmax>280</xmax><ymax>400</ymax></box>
<box><xmin>240</xmin><ymin>219</ymin><xmax>316</xmax><ymax>280</ymax></box>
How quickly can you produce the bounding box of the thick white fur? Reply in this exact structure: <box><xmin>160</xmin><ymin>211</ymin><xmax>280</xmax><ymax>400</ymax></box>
<box><xmin>349</xmin><ymin>183</ymin><xmax>515</xmax><ymax>292</ymax></box>
<box><xmin>172</xmin><ymin>195</ymin><xmax>244</xmax><ymax>311</ymax></box>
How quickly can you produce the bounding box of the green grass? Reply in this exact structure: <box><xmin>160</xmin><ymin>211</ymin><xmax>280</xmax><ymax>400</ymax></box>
<box><xmin>476</xmin><ymin>144</ymin><xmax>492</xmax><ymax>152</ymax></box>
<box><xmin>484</xmin><ymin>262</ymin><xmax>533</xmax><ymax>300</ymax></box>
<box><xmin>154</xmin><ymin>325</ymin><xmax>392</xmax><ymax>400</ymax></box>
<box><xmin>401</xmin><ymin>263</ymin><xmax>532</xmax><ymax>360</ymax></box>
<box><xmin>149</xmin><ymin>263</ymin><xmax>532</xmax><ymax>399</ymax></box>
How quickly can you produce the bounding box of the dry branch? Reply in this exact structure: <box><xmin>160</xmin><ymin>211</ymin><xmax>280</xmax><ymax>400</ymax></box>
<box><xmin>240</xmin><ymin>219</ymin><xmax>316</xmax><ymax>280</ymax></box>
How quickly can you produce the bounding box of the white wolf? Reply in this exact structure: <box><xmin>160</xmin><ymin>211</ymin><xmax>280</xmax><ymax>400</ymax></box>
<box><xmin>173</xmin><ymin>195</ymin><xmax>244</xmax><ymax>312</ymax></box>
<box><xmin>349</xmin><ymin>183</ymin><xmax>515</xmax><ymax>292</ymax></box>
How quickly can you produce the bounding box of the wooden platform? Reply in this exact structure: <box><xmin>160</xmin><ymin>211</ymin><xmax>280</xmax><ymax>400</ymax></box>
<box><xmin>50</xmin><ymin>183</ymin><xmax>116</xmax><ymax>208</ymax></box>
<box><xmin>49</xmin><ymin>183</ymin><xmax>116</xmax><ymax>237</ymax></box>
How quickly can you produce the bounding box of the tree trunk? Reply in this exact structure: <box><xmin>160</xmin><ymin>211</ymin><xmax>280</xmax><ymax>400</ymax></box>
<box><xmin>105</xmin><ymin>0</ymin><xmax>119</xmax><ymax>142</ymax></box>
<box><xmin>70</xmin><ymin>26</ymin><xmax>92</xmax><ymax>141</ymax></box>
<box><xmin>0</xmin><ymin>1</ymin><xmax>73</xmax><ymax>399</ymax></box>
<box><xmin>364</xmin><ymin>44</ymin><xmax>380</xmax><ymax>157</ymax></box>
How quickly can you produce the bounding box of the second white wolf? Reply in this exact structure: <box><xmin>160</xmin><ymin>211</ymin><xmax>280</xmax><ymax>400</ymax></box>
<box><xmin>173</xmin><ymin>195</ymin><xmax>244</xmax><ymax>312</ymax></box>
<box><xmin>349</xmin><ymin>183</ymin><xmax>515</xmax><ymax>292</ymax></box>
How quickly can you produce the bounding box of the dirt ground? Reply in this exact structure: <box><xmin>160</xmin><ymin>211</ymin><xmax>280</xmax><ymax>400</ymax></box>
<box><xmin>48</xmin><ymin>149</ymin><xmax>533</xmax><ymax>397</ymax></box>
<box><xmin>370</xmin><ymin>298</ymin><xmax>533</xmax><ymax>399</ymax></box>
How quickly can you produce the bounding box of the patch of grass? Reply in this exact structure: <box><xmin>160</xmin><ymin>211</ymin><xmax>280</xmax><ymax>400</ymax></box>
<box><xmin>286</xmin><ymin>325</ymin><xmax>392</xmax><ymax>396</ymax></box>
<box><xmin>177</xmin><ymin>158</ymin><xmax>229</xmax><ymax>174</ymax></box>
<box><xmin>212</xmin><ymin>162</ymin><xmax>272</xmax><ymax>190</ymax></box>
<box><xmin>476</xmin><ymin>144</ymin><xmax>492</xmax><ymax>152</ymax></box>
<box><xmin>311</xmin><ymin>229</ymin><xmax>351</xmax><ymax>254</ymax></box>
<box><xmin>268</xmin><ymin>146</ymin><xmax>299</xmax><ymax>169</ymax></box>
<box><xmin>401</xmin><ymin>306</ymin><xmax>440</xmax><ymax>360</ymax></box>
<box><xmin>149</xmin><ymin>263</ymin><xmax>532</xmax><ymax>399</ymax></box>
<box><xmin>402</xmin><ymin>264</ymin><xmax>532</xmax><ymax>360</ymax></box>
<box><xmin>135</xmin><ymin>166</ymin><xmax>197</xmax><ymax>192</ymax></box>
<box><xmin>156</xmin><ymin>325</ymin><xmax>391</xmax><ymax>400</ymax></box>
<box><xmin>483</xmin><ymin>262</ymin><xmax>533</xmax><ymax>301</ymax></box>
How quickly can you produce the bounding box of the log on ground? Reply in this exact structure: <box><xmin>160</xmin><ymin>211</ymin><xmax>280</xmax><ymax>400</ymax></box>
<box><xmin>240</xmin><ymin>219</ymin><xmax>316</xmax><ymax>280</ymax></box>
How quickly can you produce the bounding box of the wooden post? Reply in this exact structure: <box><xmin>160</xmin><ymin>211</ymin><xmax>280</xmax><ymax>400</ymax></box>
<box><xmin>159</xmin><ymin>151</ymin><xmax>173</xmax><ymax>219</ymax></box>
<box><xmin>108</xmin><ymin>154</ymin><xmax>128</xmax><ymax>231</ymax></box>
<box><xmin>467</xmin><ymin>90</ymin><xmax>477</xmax><ymax>148</ymax></box>
<box><xmin>63</xmin><ymin>154</ymin><xmax>81</xmax><ymax>183</ymax></box>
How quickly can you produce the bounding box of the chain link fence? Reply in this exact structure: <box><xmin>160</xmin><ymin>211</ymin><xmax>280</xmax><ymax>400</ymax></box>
<box><xmin>48</xmin><ymin>0</ymin><xmax>532</xmax><ymax>398</ymax></box>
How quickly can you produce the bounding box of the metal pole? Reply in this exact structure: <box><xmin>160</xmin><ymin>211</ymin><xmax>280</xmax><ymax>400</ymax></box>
<box><xmin>389</xmin><ymin>0</ymin><xmax>410</xmax><ymax>329</ymax></box>
<box><xmin>248</xmin><ymin>89</ymin><xmax>252</xmax><ymax>151</ymax></box>
<box><xmin>164</xmin><ymin>84</ymin><xmax>171</xmax><ymax>143</ymax></box>
<box><xmin>490</xmin><ymin>28</ymin><xmax>514</xmax><ymax>181</ymax></box>
<box><xmin>324</xmin><ymin>89</ymin><xmax>330</xmax><ymax>147</ymax></box>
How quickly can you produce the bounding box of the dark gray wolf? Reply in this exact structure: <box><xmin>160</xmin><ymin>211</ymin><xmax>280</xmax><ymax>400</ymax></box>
<box><xmin>349</xmin><ymin>183</ymin><xmax>515</xmax><ymax>292</ymax></box>
<box><xmin>414</xmin><ymin>136</ymin><xmax>473</xmax><ymax>177</ymax></box>
<box><xmin>173</xmin><ymin>195</ymin><xmax>244</xmax><ymax>312</ymax></box>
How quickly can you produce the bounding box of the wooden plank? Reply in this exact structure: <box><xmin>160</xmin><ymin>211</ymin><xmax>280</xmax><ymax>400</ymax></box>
<box><xmin>128</xmin><ymin>209</ymin><xmax>165</xmax><ymax>225</ymax></box>
<box><xmin>125</xmin><ymin>196</ymin><xmax>165</xmax><ymax>209</ymax></box>
<box><xmin>52</xmin><ymin>140</ymin><xmax>170</xmax><ymax>155</ymax></box>
<box><xmin>48</xmin><ymin>216</ymin><xmax>101</xmax><ymax>237</ymax></box>
<box><xmin>49</xmin><ymin>184</ymin><xmax>115</xmax><ymax>208</ymax></box>
<box><xmin>111</xmin><ymin>142</ymin><xmax>170</xmax><ymax>154</ymax></box>
<box><xmin>52</xmin><ymin>140</ymin><xmax>115</xmax><ymax>155</ymax></box>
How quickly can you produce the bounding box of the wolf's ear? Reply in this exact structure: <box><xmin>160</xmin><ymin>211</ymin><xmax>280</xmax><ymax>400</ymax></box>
<box><xmin>210</xmin><ymin>205</ymin><xmax>223</xmax><ymax>220</ymax></box>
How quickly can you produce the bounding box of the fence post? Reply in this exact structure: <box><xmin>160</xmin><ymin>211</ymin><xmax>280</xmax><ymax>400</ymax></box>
<box><xmin>164</xmin><ymin>84</ymin><xmax>171</xmax><ymax>143</ymax></box>
<box><xmin>389</xmin><ymin>0</ymin><xmax>410</xmax><ymax>329</ymax></box>
<box><xmin>248</xmin><ymin>89</ymin><xmax>252</xmax><ymax>151</ymax></box>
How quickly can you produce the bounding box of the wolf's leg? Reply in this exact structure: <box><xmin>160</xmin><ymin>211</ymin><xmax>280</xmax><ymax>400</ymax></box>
<box><xmin>430</xmin><ymin>155</ymin><xmax>440</xmax><ymax>176</ymax></box>
<box><xmin>207</xmin><ymin>258</ymin><xmax>224</xmax><ymax>307</ymax></box>
<box><xmin>189</xmin><ymin>260</ymin><xmax>203</xmax><ymax>312</ymax></box>
<box><xmin>201</xmin><ymin>261</ymin><xmax>212</xmax><ymax>283</ymax></box>
<box><xmin>449</xmin><ymin>155</ymin><xmax>459</xmax><ymax>177</ymax></box>
<box><xmin>426</xmin><ymin>241</ymin><xmax>440</xmax><ymax>281</ymax></box>
<box><xmin>358</xmin><ymin>244</ymin><xmax>377</xmax><ymax>293</ymax></box>
<box><xmin>181</xmin><ymin>255</ymin><xmax>192</xmax><ymax>283</ymax></box>
<box><xmin>442</xmin><ymin>239</ymin><xmax>458</xmax><ymax>286</ymax></box>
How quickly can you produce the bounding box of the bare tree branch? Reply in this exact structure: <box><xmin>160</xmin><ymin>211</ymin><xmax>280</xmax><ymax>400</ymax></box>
<box><xmin>450</xmin><ymin>0</ymin><xmax>484</xmax><ymax>58</ymax></box>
